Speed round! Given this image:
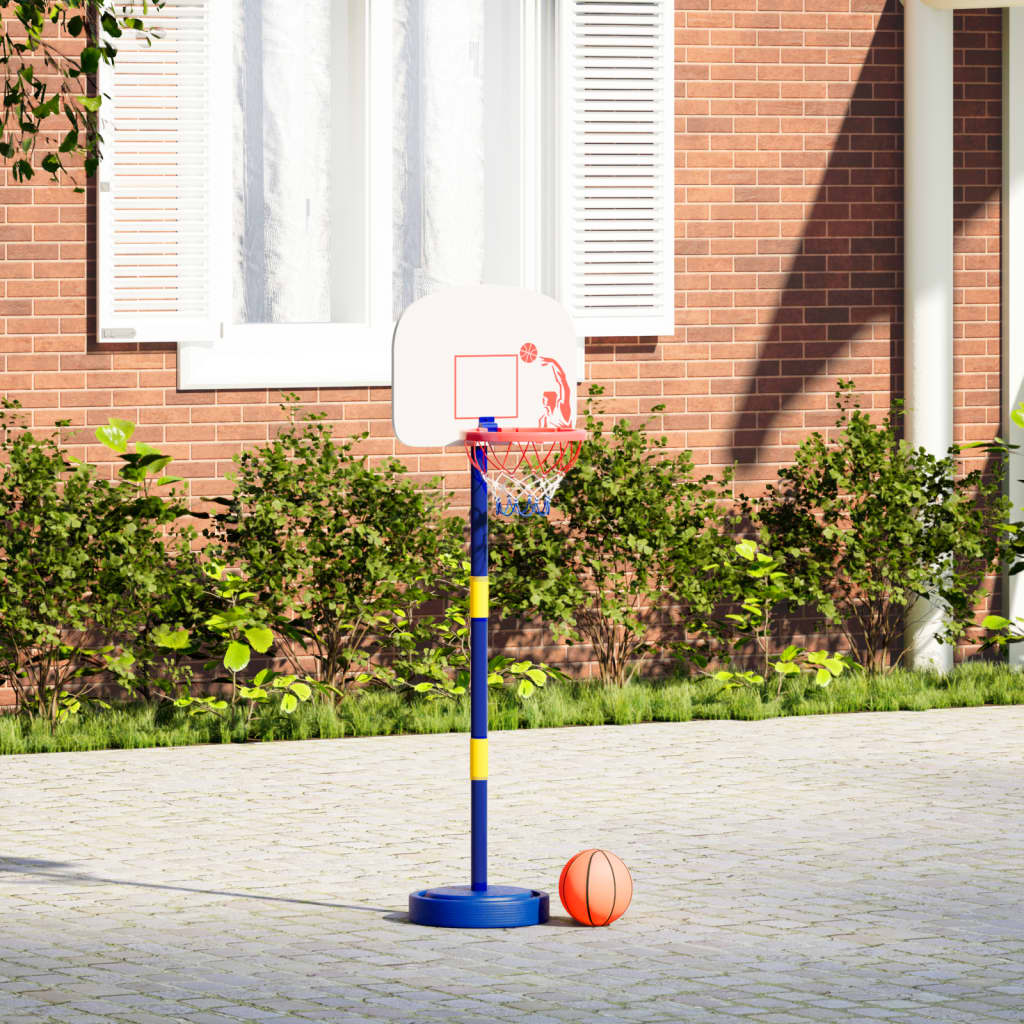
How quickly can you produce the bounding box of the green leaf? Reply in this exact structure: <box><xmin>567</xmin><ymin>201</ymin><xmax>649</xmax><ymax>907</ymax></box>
<box><xmin>780</xmin><ymin>644</ymin><xmax>800</xmax><ymax>662</ymax></box>
<box><xmin>96</xmin><ymin>417</ymin><xmax>135</xmax><ymax>453</ymax></box>
<box><xmin>244</xmin><ymin>626</ymin><xmax>274</xmax><ymax>653</ymax></box>
<box><xmin>814</xmin><ymin>668</ymin><xmax>832</xmax><ymax>686</ymax></box>
<box><xmin>735</xmin><ymin>539</ymin><xmax>758</xmax><ymax>560</ymax></box>
<box><xmin>526</xmin><ymin>668</ymin><xmax>546</xmax><ymax>685</ymax></box>
<box><xmin>80</xmin><ymin>47</ymin><xmax>102</xmax><ymax>75</ymax></box>
<box><xmin>290</xmin><ymin>681</ymin><xmax>312</xmax><ymax>701</ymax></box>
<box><xmin>152</xmin><ymin>625</ymin><xmax>189</xmax><ymax>650</ymax></box>
<box><xmin>138</xmin><ymin>454</ymin><xmax>173</xmax><ymax>476</ymax></box>
<box><xmin>75</xmin><ymin>95</ymin><xmax>103</xmax><ymax>113</ymax></box>
<box><xmin>516</xmin><ymin>679</ymin><xmax>535</xmax><ymax>699</ymax></box>
<box><xmin>771</xmin><ymin>661</ymin><xmax>800</xmax><ymax>675</ymax></box>
<box><xmin>982</xmin><ymin>614</ymin><xmax>1012</xmax><ymax>631</ymax></box>
<box><xmin>280</xmin><ymin>692</ymin><xmax>299</xmax><ymax>713</ymax></box>
<box><xmin>33</xmin><ymin>95</ymin><xmax>60</xmax><ymax>120</ymax></box>
<box><xmin>223</xmin><ymin>641</ymin><xmax>251</xmax><ymax>673</ymax></box>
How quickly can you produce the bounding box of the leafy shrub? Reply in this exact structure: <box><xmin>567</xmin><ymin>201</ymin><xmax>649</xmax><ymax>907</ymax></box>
<box><xmin>490</xmin><ymin>387</ymin><xmax>735</xmax><ymax>686</ymax></box>
<box><xmin>973</xmin><ymin>401</ymin><xmax>1024</xmax><ymax>649</ymax></box>
<box><xmin>0</xmin><ymin>403</ymin><xmax>190</xmax><ymax>724</ymax></box>
<box><xmin>755</xmin><ymin>383</ymin><xmax>1017</xmax><ymax>669</ymax></box>
<box><xmin>710</xmin><ymin>539</ymin><xmax>852</xmax><ymax>700</ymax></box>
<box><xmin>91</xmin><ymin>417</ymin><xmax>204</xmax><ymax>703</ymax></box>
<box><xmin>210</xmin><ymin>404</ymin><xmax>502</xmax><ymax>700</ymax></box>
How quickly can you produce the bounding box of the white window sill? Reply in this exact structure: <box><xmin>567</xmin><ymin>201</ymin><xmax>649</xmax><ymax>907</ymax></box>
<box><xmin>178</xmin><ymin>323</ymin><xmax>392</xmax><ymax>391</ymax></box>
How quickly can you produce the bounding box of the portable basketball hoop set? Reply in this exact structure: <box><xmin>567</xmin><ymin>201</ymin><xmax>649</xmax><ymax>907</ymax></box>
<box><xmin>392</xmin><ymin>285</ymin><xmax>586</xmax><ymax>927</ymax></box>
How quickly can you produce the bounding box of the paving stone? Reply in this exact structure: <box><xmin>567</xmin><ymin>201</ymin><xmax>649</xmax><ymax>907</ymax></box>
<box><xmin>1</xmin><ymin>708</ymin><xmax>1022</xmax><ymax>1023</ymax></box>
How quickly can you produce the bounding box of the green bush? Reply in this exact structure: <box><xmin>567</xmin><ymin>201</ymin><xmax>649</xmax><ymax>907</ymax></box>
<box><xmin>209</xmin><ymin>403</ymin><xmax>511</xmax><ymax>700</ymax></box>
<box><xmin>0</xmin><ymin>402</ymin><xmax>192</xmax><ymax>724</ymax></box>
<box><xmin>491</xmin><ymin>387</ymin><xmax>735</xmax><ymax>686</ymax></box>
<box><xmin>972</xmin><ymin>400</ymin><xmax>1024</xmax><ymax>650</ymax></box>
<box><xmin>4</xmin><ymin>381</ymin><xmax>1017</xmax><ymax>728</ymax></box>
<box><xmin>91</xmin><ymin>416</ymin><xmax>205</xmax><ymax>704</ymax></box>
<box><xmin>0</xmin><ymin>396</ymin><xmax>561</xmax><ymax>721</ymax></box>
<box><xmin>755</xmin><ymin>383</ymin><xmax>1017</xmax><ymax>669</ymax></box>
<box><xmin>710</xmin><ymin>538</ymin><xmax>853</xmax><ymax>700</ymax></box>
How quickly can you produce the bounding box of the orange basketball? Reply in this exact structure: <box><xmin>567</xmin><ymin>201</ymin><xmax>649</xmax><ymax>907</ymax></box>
<box><xmin>558</xmin><ymin>849</ymin><xmax>632</xmax><ymax>926</ymax></box>
<box><xmin>519</xmin><ymin>341</ymin><xmax>538</xmax><ymax>363</ymax></box>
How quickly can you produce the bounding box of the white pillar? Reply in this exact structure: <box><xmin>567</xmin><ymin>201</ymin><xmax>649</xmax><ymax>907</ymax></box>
<box><xmin>904</xmin><ymin>0</ymin><xmax>955</xmax><ymax>671</ymax></box>
<box><xmin>1005</xmin><ymin>9</ymin><xmax>1024</xmax><ymax>667</ymax></box>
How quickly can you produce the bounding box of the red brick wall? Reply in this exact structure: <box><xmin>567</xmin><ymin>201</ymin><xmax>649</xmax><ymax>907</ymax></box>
<box><xmin>667</xmin><ymin>0</ymin><xmax>1000</xmax><ymax>485</ymax></box>
<box><xmin>0</xmin><ymin>1</ymin><xmax>1007</xmax><ymax>680</ymax></box>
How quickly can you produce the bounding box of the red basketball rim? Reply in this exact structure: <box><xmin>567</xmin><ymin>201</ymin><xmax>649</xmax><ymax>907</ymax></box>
<box><xmin>464</xmin><ymin>427</ymin><xmax>587</xmax><ymax>444</ymax></box>
<box><xmin>464</xmin><ymin>427</ymin><xmax>587</xmax><ymax>480</ymax></box>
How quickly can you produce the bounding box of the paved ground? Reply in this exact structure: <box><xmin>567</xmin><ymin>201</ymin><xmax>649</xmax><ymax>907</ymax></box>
<box><xmin>1</xmin><ymin>708</ymin><xmax>1022</xmax><ymax>1024</ymax></box>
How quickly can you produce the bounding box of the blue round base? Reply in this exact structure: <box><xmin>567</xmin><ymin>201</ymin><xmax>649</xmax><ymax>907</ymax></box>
<box><xmin>408</xmin><ymin>885</ymin><xmax>549</xmax><ymax>928</ymax></box>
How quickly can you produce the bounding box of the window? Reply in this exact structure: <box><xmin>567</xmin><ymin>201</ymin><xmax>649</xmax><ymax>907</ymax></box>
<box><xmin>98</xmin><ymin>0</ymin><xmax>674</xmax><ymax>390</ymax></box>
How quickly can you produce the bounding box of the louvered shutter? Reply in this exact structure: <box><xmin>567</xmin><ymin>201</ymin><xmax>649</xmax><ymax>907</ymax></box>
<box><xmin>560</xmin><ymin>0</ymin><xmax>674</xmax><ymax>337</ymax></box>
<box><xmin>98</xmin><ymin>0</ymin><xmax>229</xmax><ymax>344</ymax></box>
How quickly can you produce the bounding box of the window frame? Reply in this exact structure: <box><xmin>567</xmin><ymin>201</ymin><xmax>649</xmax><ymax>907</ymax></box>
<box><xmin>180</xmin><ymin>0</ymin><xmax>558</xmax><ymax>391</ymax></box>
<box><xmin>99</xmin><ymin>0</ymin><xmax>673</xmax><ymax>390</ymax></box>
<box><xmin>179</xmin><ymin>0</ymin><xmax>398</xmax><ymax>390</ymax></box>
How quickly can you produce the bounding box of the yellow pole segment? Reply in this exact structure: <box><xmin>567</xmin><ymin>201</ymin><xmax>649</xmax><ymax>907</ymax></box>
<box><xmin>470</xmin><ymin>738</ymin><xmax>488</xmax><ymax>781</ymax></box>
<box><xmin>469</xmin><ymin>576</ymin><xmax>489</xmax><ymax>619</ymax></box>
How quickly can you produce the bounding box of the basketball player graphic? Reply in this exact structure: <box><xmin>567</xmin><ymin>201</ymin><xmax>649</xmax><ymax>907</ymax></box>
<box><xmin>538</xmin><ymin>357</ymin><xmax>573</xmax><ymax>428</ymax></box>
<box><xmin>519</xmin><ymin>342</ymin><xmax>573</xmax><ymax>428</ymax></box>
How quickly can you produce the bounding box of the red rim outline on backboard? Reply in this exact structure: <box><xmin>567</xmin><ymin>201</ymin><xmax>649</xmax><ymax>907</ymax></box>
<box><xmin>453</xmin><ymin>355</ymin><xmax>519</xmax><ymax>420</ymax></box>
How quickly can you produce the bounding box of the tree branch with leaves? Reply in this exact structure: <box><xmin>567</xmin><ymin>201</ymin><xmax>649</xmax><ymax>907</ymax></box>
<box><xmin>0</xmin><ymin>1</ymin><xmax>162</xmax><ymax>182</ymax></box>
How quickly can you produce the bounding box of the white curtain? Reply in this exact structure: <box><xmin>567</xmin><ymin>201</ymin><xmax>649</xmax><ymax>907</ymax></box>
<box><xmin>233</xmin><ymin>0</ymin><xmax>495</xmax><ymax>325</ymax></box>
<box><xmin>393</xmin><ymin>0</ymin><xmax>486</xmax><ymax>317</ymax></box>
<box><xmin>233</xmin><ymin>0</ymin><xmax>333</xmax><ymax>324</ymax></box>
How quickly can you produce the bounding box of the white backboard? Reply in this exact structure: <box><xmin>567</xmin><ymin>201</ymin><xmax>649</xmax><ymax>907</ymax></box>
<box><xmin>392</xmin><ymin>285</ymin><xmax>579</xmax><ymax>448</ymax></box>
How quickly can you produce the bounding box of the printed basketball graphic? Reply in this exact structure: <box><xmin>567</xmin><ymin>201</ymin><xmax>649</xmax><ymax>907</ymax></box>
<box><xmin>519</xmin><ymin>342</ymin><xmax>538</xmax><ymax>363</ymax></box>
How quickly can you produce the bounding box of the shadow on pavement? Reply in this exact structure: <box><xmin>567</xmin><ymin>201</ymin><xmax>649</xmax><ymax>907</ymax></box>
<box><xmin>0</xmin><ymin>855</ymin><xmax>400</xmax><ymax>917</ymax></box>
<box><xmin>2</xmin><ymin>857</ymin><xmax>583</xmax><ymax>928</ymax></box>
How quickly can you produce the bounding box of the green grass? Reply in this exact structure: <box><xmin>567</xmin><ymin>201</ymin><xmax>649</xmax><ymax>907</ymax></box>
<box><xmin>2</xmin><ymin>662</ymin><xmax>1022</xmax><ymax>756</ymax></box>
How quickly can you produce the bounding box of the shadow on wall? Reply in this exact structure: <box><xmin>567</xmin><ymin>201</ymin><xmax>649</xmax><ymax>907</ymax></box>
<box><xmin>731</xmin><ymin>3</ymin><xmax>1001</xmax><ymax>465</ymax></box>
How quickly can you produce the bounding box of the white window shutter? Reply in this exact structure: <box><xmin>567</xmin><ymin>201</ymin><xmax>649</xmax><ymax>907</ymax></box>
<box><xmin>559</xmin><ymin>0</ymin><xmax>674</xmax><ymax>337</ymax></box>
<box><xmin>98</xmin><ymin>0</ymin><xmax>229</xmax><ymax>344</ymax></box>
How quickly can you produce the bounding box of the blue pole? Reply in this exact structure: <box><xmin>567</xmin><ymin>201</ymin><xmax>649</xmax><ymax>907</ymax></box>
<box><xmin>405</xmin><ymin>414</ymin><xmax>549</xmax><ymax>927</ymax></box>
<box><xmin>469</xmin><ymin>417</ymin><xmax>495</xmax><ymax>891</ymax></box>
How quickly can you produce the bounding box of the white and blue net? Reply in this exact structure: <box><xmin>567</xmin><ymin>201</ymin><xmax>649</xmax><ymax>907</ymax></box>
<box><xmin>466</xmin><ymin>433</ymin><xmax>584</xmax><ymax>517</ymax></box>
